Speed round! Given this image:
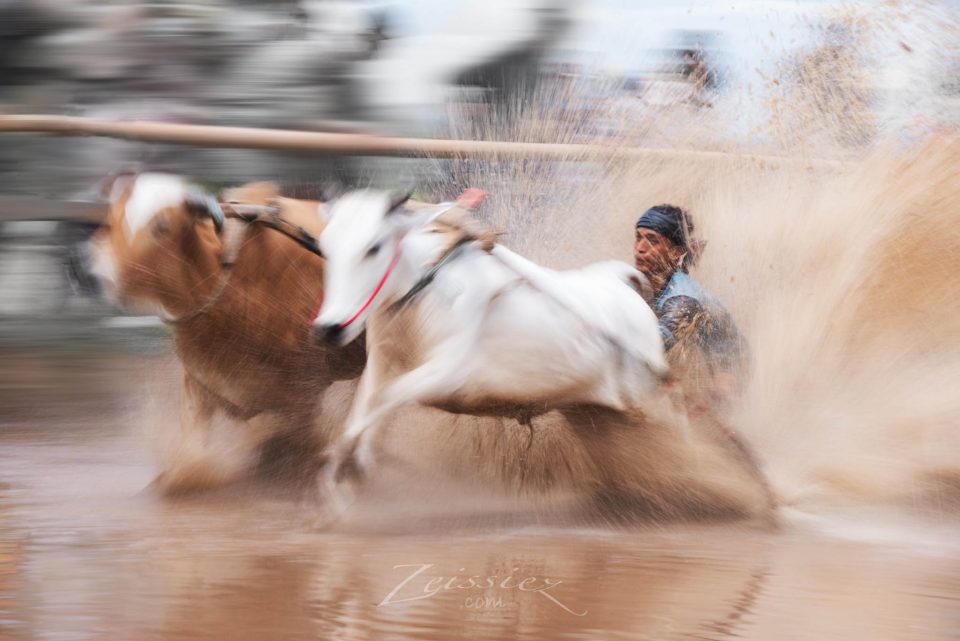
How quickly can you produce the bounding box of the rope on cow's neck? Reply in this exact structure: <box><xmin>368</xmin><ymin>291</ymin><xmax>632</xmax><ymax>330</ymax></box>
<box><xmin>338</xmin><ymin>231</ymin><xmax>408</xmax><ymax>330</ymax></box>
<box><xmin>189</xmin><ymin>372</ymin><xmax>263</xmax><ymax>421</ymax></box>
<box><xmin>162</xmin><ymin>270</ymin><xmax>233</xmax><ymax>326</ymax></box>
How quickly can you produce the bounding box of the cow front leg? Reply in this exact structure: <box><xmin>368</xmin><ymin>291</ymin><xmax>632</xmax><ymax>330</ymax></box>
<box><xmin>325</xmin><ymin>299</ymin><xmax>488</xmax><ymax>496</ymax></box>
<box><xmin>337</xmin><ymin>337</ymin><xmax>479</xmax><ymax>481</ymax></box>
<box><xmin>152</xmin><ymin>374</ymin><xmax>257</xmax><ymax>495</ymax></box>
<box><xmin>315</xmin><ymin>355</ymin><xmax>385</xmax><ymax>520</ymax></box>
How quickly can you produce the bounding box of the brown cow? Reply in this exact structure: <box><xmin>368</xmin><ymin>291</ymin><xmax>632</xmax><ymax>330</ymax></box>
<box><xmin>87</xmin><ymin>173</ymin><xmax>365</xmax><ymax>494</ymax></box>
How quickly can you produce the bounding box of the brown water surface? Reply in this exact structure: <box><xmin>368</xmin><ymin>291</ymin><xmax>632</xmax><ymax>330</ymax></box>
<box><xmin>1</xmin><ymin>354</ymin><xmax>958</xmax><ymax>641</ymax></box>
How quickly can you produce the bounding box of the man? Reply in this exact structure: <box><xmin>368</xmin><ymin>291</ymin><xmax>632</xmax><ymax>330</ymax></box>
<box><xmin>633</xmin><ymin>204</ymin><xmax>745</xmax><ymax>387</ymax></box>
<box><xmin>634</xmin><ymin>205</ymin><xmax>772</xmax><ymax>504</ymax></box>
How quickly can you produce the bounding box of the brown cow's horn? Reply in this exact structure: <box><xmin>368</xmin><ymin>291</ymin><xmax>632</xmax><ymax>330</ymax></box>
<box><xmin>186</xmin><ymin>190</ymin><xmax>224</xmax><ymax>232</ymax></box>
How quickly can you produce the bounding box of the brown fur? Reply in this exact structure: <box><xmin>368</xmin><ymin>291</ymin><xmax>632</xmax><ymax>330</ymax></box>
<box><xmin>92</xmin><ymin>178</ymin><xmax>365</xmax><ymax>494</ymax></box>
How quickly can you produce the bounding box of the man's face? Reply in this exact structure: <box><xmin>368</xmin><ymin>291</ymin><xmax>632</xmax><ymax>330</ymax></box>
<box><xmin>634</xmin><ymin>227</ymin><xmax>684</xmax><ymax>281</ymax></box>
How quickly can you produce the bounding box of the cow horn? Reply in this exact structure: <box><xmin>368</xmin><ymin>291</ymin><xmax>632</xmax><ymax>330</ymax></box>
<box><xmin>186</xmin><ymin>190</ymin><xmax>225</xmax><ymax>232</ymax></box>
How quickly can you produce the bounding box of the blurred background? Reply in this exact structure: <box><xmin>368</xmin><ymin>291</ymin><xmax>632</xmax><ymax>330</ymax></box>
<box><xmin>0</xmin><ymin>0</ymin><xmax>957</xmax><ymax>325</ymax></box>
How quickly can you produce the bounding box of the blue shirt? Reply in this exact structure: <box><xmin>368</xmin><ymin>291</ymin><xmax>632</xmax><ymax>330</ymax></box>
<box><xmin>654</xmin><ymin>271</ymin><xmax>711</xmax><ymax>313</ymax></box>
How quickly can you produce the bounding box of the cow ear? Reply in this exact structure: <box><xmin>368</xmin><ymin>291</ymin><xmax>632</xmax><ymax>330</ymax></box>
<box><xmin>97</xmin><ymin>170</ymin><xmax>139</xmax><ymax>204</ymax></box>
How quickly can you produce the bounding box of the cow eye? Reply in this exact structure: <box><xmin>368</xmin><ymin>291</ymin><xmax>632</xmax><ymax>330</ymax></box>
<box><xmin>365</xmin><ymin>242</ymin><xmax>382</xmax><ymax>258</ymax></box>
<box><xmin>153</xmin><ymin>215</ymin><xmax>170</xmax><ymax>235</ymax></box>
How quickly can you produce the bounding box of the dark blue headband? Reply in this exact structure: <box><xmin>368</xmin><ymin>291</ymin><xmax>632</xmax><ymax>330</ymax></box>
<box><xmin>635</xmin><ymin>205</ymin><xmax>692</xmax><ymax>249</ymax></box>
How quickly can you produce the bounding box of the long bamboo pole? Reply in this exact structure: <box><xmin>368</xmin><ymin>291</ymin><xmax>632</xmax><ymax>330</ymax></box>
<box><xmin>0</xmin><ymin>114</ymin><xmax>842</xmax><ymax>168</ymax></box>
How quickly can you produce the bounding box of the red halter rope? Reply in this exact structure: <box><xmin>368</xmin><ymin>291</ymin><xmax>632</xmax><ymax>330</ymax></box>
<box><xmin>336</xmin><ymin>233</ymin><xmax>407</xmax><ymax>330</ymax></box>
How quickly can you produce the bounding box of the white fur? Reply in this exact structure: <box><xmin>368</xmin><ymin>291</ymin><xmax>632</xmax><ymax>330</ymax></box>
<box><xmin>315</xmin><ymin>191</ymin><xmax>668</xmax><ymax>486</ymax></box>
<box><xmin>123</xmin><ymin>173</ymin><xmax>189</xmax><ymax>239</ymax></box>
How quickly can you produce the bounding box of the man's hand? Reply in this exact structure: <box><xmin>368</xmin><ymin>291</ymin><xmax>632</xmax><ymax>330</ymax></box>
<box><xmin>456</xmin><ymin>188</ymin><xmax>487</xmax><ymax>210</ymax></box>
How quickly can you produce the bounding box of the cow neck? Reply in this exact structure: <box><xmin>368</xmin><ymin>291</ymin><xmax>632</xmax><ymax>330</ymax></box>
<box><xmin>163</xmin><ymin>220</ymin><xmax>246</xmax><ymax>326</ymax></box>
<box><xmin>372</xmin><ymin>227</ymin><xmax>446</xmax><ymax>312</ymax></box>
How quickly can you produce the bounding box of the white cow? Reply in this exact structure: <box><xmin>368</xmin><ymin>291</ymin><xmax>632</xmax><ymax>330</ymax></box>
<box><xmin>313</xmin><ymin>190</ymin><xmax>668</xmax><ymax>495</ymax></box>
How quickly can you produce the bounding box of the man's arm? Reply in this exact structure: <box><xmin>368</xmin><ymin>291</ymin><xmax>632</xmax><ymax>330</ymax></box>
<box><xmin>658</xmin><ymin>295</ymin><xmax>703</xmax><ymax>350</ymax></box>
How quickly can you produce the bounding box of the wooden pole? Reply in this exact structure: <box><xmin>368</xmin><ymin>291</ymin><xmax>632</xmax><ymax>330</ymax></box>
<box><xmin>0</xmin><ymin>114</ymin><xmax>842</xmax><ymax>169</ymax></box>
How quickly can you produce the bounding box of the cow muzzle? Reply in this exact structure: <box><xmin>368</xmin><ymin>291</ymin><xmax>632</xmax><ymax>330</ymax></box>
<box><xmin>313</xmin><ymin>322</ymin><xmax>347</xmax><ymax>346</ymax></box>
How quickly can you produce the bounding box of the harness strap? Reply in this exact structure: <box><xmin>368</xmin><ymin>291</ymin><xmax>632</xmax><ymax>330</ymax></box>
<box><xmin>219</xmin><ymin>216</ymin><xmax>248</xmax><ymax>267</ymax></box>
<box><xmin>250</xmin><ymin>215</ymin><xmax>324</xmax><ymax>258</ymax></box>
<box><xmin>221</xmin><ymin>203</ymin><xmax>324</xmax><ymax>259</ymax></box>
<box><xmin>389</xmin><ymin>236</ymin><xmax>475</xmax><ymax>312</ymax></box>
<box><xmin>386</xmin><ymin>201</ymin><xmax>495</xmax><ymax>312</ymax></box>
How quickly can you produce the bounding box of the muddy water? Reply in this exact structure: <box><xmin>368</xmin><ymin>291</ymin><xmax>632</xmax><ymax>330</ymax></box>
<box><xmin>1</xmin><ymin>356</ymin><xmax>958</xmax><ymax>641</ymax></box>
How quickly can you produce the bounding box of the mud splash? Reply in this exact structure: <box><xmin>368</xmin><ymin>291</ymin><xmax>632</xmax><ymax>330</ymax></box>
<box><xmin>2</xmin><ymin>406</ymin><xmax>959</xmax><ymax>641</ymax></box>
<box><xmin>433</xmin><ymin>4</ymin><xmax>960</xmax><ymax>513</ymax></box>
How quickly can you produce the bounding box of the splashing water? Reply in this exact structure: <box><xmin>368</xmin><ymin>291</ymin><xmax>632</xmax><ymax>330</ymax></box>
<box><xmin>428</xmin><ymin>2</ymin><xmax>960</xmax><ymax>515</ymax></box>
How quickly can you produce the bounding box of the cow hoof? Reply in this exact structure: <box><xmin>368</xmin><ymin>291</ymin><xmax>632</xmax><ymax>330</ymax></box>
<box><xmin>147</xmin><ymin>468</ymin><xmax>227</xmax><ymax>497</ymax></box>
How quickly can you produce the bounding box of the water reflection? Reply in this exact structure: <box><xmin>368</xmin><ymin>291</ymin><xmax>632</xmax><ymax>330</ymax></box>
<box><xmin>2</xmin><ymin>414</ymin><xmax>958</xmax><ymax>641</ymax></box>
